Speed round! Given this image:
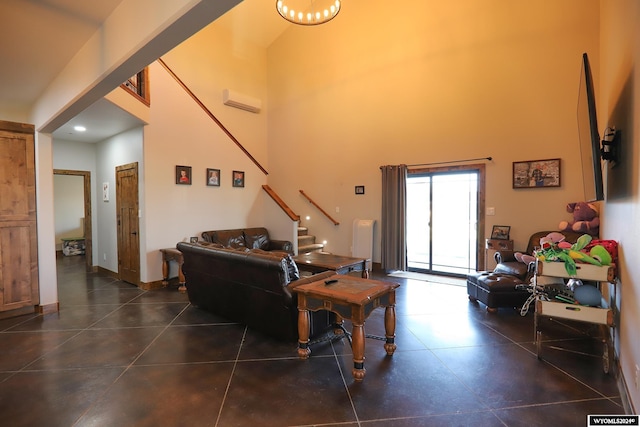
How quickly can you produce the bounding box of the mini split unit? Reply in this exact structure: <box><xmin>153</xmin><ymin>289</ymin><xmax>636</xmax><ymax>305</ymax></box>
<box><xmin>222</xmin><ymin>89</ymin><xmax>261</xmax><ymax>113</ymax></box>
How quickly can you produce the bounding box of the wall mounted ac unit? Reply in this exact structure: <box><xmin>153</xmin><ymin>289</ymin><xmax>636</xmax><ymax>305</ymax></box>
<box><xmin>222</xmin><ymin>89</ymin><xmax>261</xmax><ymax>113</ymax></box>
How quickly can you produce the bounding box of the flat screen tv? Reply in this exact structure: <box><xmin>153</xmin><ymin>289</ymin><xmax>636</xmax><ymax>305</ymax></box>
<box><xmin>577</xmin><ymin>52</ymin><xmax>604</xmax><ymax>201</ymax></box>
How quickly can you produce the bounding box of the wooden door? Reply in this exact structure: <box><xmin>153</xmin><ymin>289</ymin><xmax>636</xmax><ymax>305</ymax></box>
<box><xmin>116</xmin><ymin>163</ymin><xmax>140</xmax><ymax>285</ymax></box>
<box><xmin>0</xmin><ymin>121</ymin><xmax>39</xmax><ymax>313</ymax></box>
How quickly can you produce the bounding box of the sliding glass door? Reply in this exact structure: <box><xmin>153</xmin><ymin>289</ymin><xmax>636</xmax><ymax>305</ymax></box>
<box><xmin>407</xmin><ymin>170</ymin><xmax>479</xmax><ymax>276</ymax></box>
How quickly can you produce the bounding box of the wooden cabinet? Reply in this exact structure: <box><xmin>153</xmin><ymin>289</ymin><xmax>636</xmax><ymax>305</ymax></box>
<box><xmin>0</xmin><ymin>120</ymin><xmax>39</xmax><ymax>315</ymax></box>
<box><xmin>485</xmin><ymin>238</ymin><xmax>513</xmax><ymax>270</ymax></box>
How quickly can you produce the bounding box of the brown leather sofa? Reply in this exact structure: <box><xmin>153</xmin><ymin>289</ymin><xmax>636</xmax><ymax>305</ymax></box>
<box><xmin>200</xmin><ymin>227</ymin><xmax>293</xmax><ymax>254</ymax></box>
<box><xmin>176</xmin><ymin>241</ymin><xmax>335</xmax><ymax>342</ymax></box>
<box><xmin>467</xmin><ymin>230</ymin><xmax>584</xmax><ymax>312</ymax></box>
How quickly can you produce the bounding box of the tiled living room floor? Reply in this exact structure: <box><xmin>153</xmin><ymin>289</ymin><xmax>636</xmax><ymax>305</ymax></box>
<box><xmin>0</xmin><ymin>255</ymin><xmax>625</xmax><ymax>426</ymax></box>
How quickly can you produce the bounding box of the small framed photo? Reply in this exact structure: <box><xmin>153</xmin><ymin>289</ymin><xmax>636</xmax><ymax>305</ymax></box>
<box><xmin>176</xmin><ymin>165</ymin><xmax>192</xmax><ymax>185</ymax></box>
<box><xmin>512</xmin><ymin>158</ymin><xmax>561</xmax><ymax>188</ymax></box>
<box><xmin>232</xmin><ymin>170</ymin><xmax>245</xmax><ymax>188</ymax></box>
<box><xmin>206</xmin><ymin>168</ymin><xmax>220</xmax><ymax>186</ymax></box>
<box><xmin>355</xmin><ymin>185</ymin><xmax>365</xmax><ymax>195</ymax></box>
<box><xmin>189</xmin><ymin>237</ymin><xmax>198</xmax><ymax>243</ymax></box>
<box><xmin>491</xmin><ymin>225</ymin><xmax>511</xmax><ymax>240</ymax></box>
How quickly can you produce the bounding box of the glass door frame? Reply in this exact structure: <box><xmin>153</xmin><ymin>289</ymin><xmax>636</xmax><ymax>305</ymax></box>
<box><xmin>407</xmin><ymin>163</ymin><xmax>487</xmax><ymax>276</ymax></box>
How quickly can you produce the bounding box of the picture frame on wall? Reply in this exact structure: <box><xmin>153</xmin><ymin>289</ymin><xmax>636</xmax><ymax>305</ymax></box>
<box><xmin>512</xmin><ymin>158</ymin><xmax>561</xmax><ymax>188</ymax></box>
<box><xmin>176</xmin><ymin>165</ymin><xmax>192</xmax><ymax>185</ymax></box>
<box><xmin>232</xmin><ymin>170</ymin><xmax>245</xmax><ymax>187</ymax></box>
<box><xmin>491</xmin><ymin>225</ymin><xmax>511</xmax><ymax>240</ymax></box>
<box><xmin>355</xmin><ymin>185</ymin><xmax>365</xmax><ymax>195</ymax></box>
<box><xmin>206</xmin><ymin>168</ymin><xmax>220</xmax><ymax>186</ymax></box>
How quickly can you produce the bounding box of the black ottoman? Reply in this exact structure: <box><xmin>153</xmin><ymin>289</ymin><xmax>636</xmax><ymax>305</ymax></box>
<box><xmin>467</xmin><ymin>272</ymin><xmax>529</xmax><ymax>312</ymax></box>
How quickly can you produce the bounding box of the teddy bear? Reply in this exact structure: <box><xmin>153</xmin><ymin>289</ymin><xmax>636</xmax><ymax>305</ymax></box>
<box><xmin>558</xmin><ymin>202</ymin><xmax>599</xmax><ymax>237</ymax></box>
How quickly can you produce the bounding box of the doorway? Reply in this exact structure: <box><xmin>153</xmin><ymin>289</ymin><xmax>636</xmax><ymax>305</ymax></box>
<box><xmin>406</xmin><ymin>165</ymin><xmax>486</xmax><ymax>276</ymax></box>
<box><xmin>116</xmin><ymin>162</ymin><xmax>140</xmax><ymax>285</ymax></box>
<box><xmin>53</xmin><ymin>169</ymin><xmax>93</xmax><ymax>271</ymax></box>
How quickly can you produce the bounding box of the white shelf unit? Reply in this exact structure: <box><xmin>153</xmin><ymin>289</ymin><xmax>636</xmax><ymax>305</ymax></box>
<box><xmin>533</xmin><ymin>260</ymin><xmax>617</xmax><ymax>374</ymax></box>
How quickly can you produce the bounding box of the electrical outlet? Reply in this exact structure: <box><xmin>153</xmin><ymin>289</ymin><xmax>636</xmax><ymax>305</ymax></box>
<box><xmin>103</xmin><ymin>253</ymin><xmax>107</xmax><ymax>261</ymax></box>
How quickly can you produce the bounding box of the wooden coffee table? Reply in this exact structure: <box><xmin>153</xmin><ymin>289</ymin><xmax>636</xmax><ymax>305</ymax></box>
<box><xmin>294</xmin><ymin>252</ymin><xmax>370</xmax><ymax>278</ymax></box>
<box><xmin>293</xmin><ymin>274</ymin><xmax>399</xmax><ymax>381</ymax></box>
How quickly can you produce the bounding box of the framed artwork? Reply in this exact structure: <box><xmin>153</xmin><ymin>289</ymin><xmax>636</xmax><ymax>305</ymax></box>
<box><xmin>176</xmin><ymin>165</ymin><xmax>192</xmax><ymax>185</ymax></box>
<box><xmin>206</xmin><ymin>168</ymin><xmax>220</xmax><ymax>186</ymax></box>
<box><xmin>355</xmin><ymin>185</ymin><xmax>365</xmax><ymax>195</ymax></box>
<box><xmin>189</xmin><ymin>237</ymin><xmax>198</xmax><ymax>243</ymax></box>
<box><xmin>512</xmin><ymin>158</ymin><xmax>561</xmax><ymax>188</ymax></box>
<box><xmin>491</xmin><ymin>225</ymin><xmax>511</xmax><ymax>240</ymax></box>
<box><xmin>232</xmin><ymin>170</ymin><xmax>245</xmax><ymax>187</ymax></box>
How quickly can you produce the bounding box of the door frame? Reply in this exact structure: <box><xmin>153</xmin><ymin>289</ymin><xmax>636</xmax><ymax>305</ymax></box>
<box><xmin>53</xmin><ymin>169</ymin><xmax>93</xmax><ymax>271</ymax></box>
<box><xmin>408</xmin><ymin>163</ymin><xmax>486</xmax><ymax>273</ymax></box>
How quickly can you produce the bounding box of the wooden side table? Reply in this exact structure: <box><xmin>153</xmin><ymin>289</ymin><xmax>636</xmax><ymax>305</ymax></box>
<box><xmin>160</xmin><ymin>248</ymin><xmax>186</xmax><ymax>293</ymax></box>
<box><xmin>293</xmin><ymin>274</ymin><xmax>399</xmax><ymax>381</ymax></box>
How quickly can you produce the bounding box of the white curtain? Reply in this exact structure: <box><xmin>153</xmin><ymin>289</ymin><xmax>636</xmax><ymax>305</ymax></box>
<box><xmin>381</xmin><ymin>165</ymin><xmax>407</xmax><ymax>271</ymax></box>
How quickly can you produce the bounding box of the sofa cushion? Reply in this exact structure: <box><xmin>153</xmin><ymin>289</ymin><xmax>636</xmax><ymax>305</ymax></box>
<box><xmin>212</xmin><ymin>230</ymin><xmax>246</xmax><ymax>249</ymax></box>
<box><xmin>244</xmin><ymin>229</ymin><xmax>270</xmax><ymax>250</ymax></box>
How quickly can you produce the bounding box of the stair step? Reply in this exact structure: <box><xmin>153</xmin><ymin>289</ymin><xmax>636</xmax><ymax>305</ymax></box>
<box><xmin>298</xmin><ymin>243</ymin><xmax>324</xmax><ymax>254</ymax></box>
<box><xmin>297</xmin><ymin>227</ymin><xmax>308</xmax><ymax>236</ymax></box>
<box><xmin>298</xmin><ymin>235</ymin><xmax>316</xmax><ymax>246</ymax></box>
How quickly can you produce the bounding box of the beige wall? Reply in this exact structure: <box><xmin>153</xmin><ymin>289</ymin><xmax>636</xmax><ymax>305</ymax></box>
<box><xmin>266</xmin><ymin>0</ymin><xmax>601</xmax><ymax>261</ymax></box>
<box><xmin>600</xmin><ymin>0</ymin><xmax>640</xmax><ymax>412</ymax></box>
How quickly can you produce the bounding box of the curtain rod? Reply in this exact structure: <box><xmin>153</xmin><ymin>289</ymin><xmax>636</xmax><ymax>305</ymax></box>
<box><xmin>408</xmin><ymin>156</ymin><xmax>492</xmax><ymax>167</ymax></box>
<box><xmin>380</xmin><ymin>157</ymin><xmax>492</xmax><ymax>169</ymax></box>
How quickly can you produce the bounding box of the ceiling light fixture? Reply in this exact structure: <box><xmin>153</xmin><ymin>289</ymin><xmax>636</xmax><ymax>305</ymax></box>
<box><xmin>276</xmin><ymin>0</ymin><xmax>341</xmax><ymax>26</ymax></box>
<box><xmin>73</xmin><ymin>125</ymin><xmax>86</xmax><ymax>132</ymax></box>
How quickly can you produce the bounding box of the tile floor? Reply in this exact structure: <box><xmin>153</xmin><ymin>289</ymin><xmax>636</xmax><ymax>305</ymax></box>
<box><xmin>0</xmin><ymin>255</ymin><xmax>625</xmax><ymax>426</ymax></box>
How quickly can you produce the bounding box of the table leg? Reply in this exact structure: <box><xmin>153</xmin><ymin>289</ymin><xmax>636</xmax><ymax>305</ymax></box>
<box><xmin>297</xmin><ymin>308</ymin><xmax>311</xmax><ymax>359</ymax></box>
<box><xmin>161</xmin><ymin>256</ymin><xmax>169</xmax><ymax>287</ymax></box>
<box><xmin>177</xmin><ymin>262</ymin><xmax>186</xmax><ymax>293</ymax></box>
<box><xmin>351</xmin><ymin>323</ymin><xmax>366</xmax><ymax>381</ymax></box>
<box><xmin>384</xmin><ymin>305</ymin><xmax>397</xmax><ymax>356</ymax></box>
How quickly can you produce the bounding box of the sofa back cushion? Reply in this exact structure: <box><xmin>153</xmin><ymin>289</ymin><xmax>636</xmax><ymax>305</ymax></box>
<box><xmin>243</xmin><ymin>227</ymin><xmax>270</xmax><ymax>250</ymax></box>
<box><xmin>202</xmin><ymin>229</ymin><xmax>246</xmax><ymax>249</ymax></box>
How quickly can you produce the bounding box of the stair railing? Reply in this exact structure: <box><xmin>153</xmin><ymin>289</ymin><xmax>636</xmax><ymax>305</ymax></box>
<box><xmin>157</xmin><ymin>58</ymin><xmax>268</xmax><ymax>175</ymax></box>
<box><xmin>299</xmin><ymin>190</ymin><xmax>340</xmax><ymax>225</ymax></box>
<box><xmin>262</xmin><ymin>185</ymin><xmax>300</xmax><ymax>221</ymax></box>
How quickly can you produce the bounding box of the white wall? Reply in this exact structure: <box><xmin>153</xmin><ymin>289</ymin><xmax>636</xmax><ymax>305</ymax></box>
<box><xmin>95</xmin><ymin>127</ymin><xmax>144</xmax><ymax>275</ymax></box>
<box><xmin>600</xmin><ymin>0</ymin><xmax>640</xmax><ymax>412</ymax></box>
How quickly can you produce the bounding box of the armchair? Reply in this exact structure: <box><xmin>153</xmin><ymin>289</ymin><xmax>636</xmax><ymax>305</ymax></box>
<box><xmin>467</xmin><ymin>230</ymin><xmax>584</xmax><ymax>312</ymax></box>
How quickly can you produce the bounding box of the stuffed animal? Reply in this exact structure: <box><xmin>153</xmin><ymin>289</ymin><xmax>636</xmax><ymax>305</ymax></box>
<box><xmin>558</xmin><ymin>202</ymin><xmax>599</xmax><ymax>237</ymax></box>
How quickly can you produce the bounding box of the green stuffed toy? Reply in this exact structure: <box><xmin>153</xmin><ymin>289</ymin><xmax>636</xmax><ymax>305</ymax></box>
<box><xmin>536</xmin><ymin>233</ymin><xmax>612</xmax><ymax>276</ymax></box>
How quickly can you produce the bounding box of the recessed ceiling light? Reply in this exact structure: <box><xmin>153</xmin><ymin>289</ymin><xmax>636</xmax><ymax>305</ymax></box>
<box><xmin>74</xmin><ymin>125</ymin><xmax>86</xmax><ymax>132</ymax></box>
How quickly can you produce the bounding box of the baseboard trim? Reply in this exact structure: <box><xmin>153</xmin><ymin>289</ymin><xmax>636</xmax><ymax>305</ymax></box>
<box><xmin>37</xmin><ymin>302</ymin><xmax>60</xmax><ymax>314</ymax></box>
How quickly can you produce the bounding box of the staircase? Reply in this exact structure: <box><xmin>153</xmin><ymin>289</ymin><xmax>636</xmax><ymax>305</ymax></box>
<box><xmin>297</xmin><ymin>226</ymin><xmax>324</xmax><ymax>254</ymax></box>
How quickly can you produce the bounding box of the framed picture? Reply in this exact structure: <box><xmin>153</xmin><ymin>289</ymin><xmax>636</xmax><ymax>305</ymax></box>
<box><xmin>189</xmin><ymin>237</ymin><xmax>198</xmax><ymax>243</ymax></box>
<box><xmin>491</xmin><ymin>225</ymin><xmax>511</xmax><ymax>240</ymax></box>
<box><xmin>232</xmin><ymin>170</ymin><xmax>245</xmax><ymax>188</ymax></box>
<box><xmin>355</xmin><ymin>185</ymin><xmax>365</xmax><ymax>195</ymax></box>
<box><xmin>206</xmin><ymin>168</ymin><xmax>220</xmax><ymax>186</ymax></box>
<box><xmin>512</xmin><ymin>158</ymin><xmax>561</xmax><ymax>188</ymax></box>
<box><xmin>176</xmin><ymin>165</ymin><xmax>192</xmax><ymax>185</ymax></box>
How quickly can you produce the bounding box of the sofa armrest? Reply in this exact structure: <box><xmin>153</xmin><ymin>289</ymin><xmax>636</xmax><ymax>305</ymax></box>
<box><xmin>268</xmin><ymin>239</ymin><xmax>294</xmax><ymax>254</ymax></box>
